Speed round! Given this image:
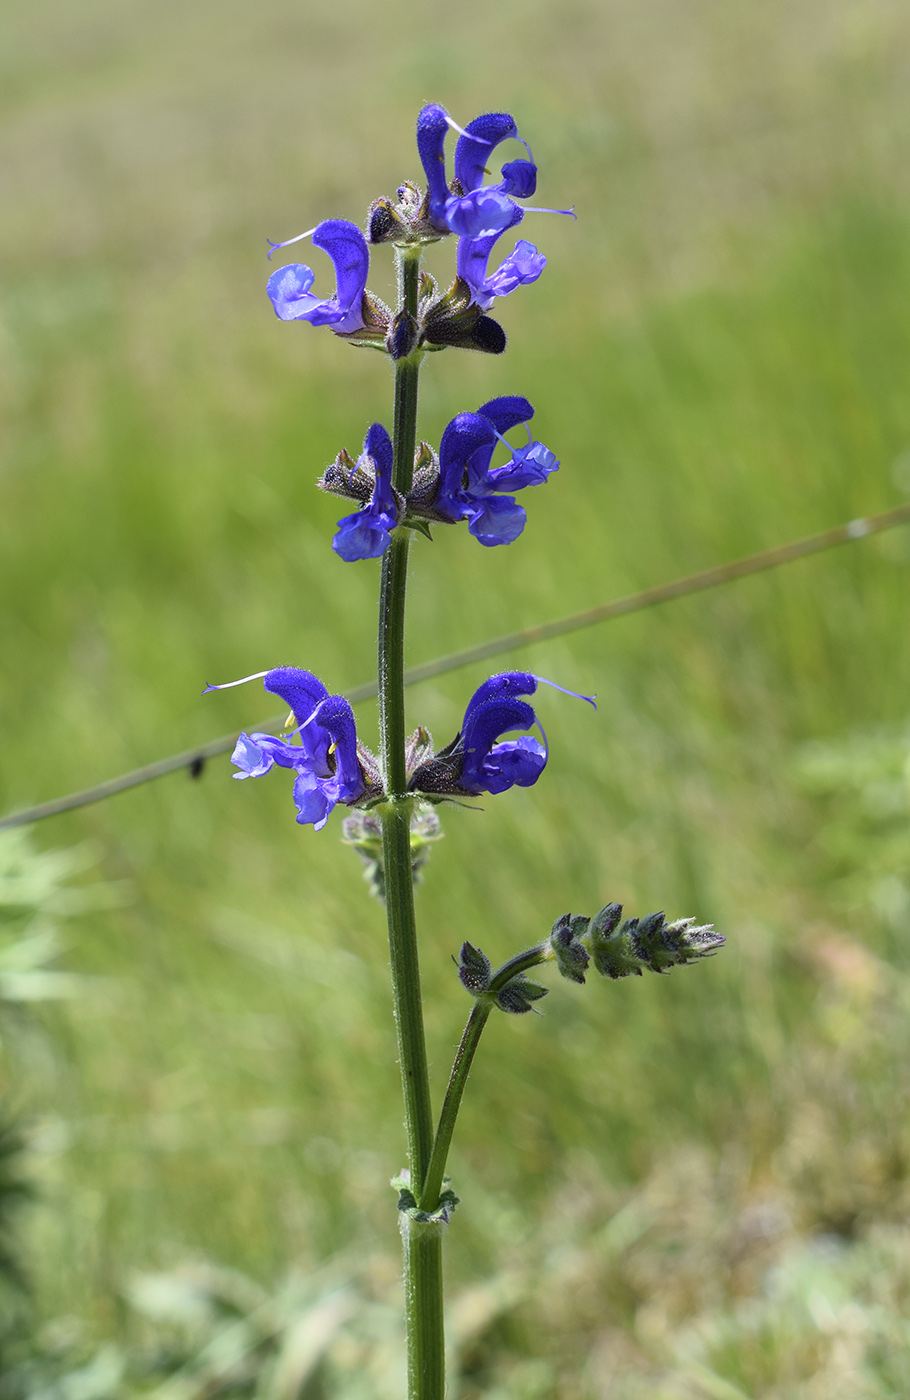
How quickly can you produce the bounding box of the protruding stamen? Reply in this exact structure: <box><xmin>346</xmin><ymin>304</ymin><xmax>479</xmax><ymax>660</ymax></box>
<box><xmin>281</xmin><ymin>696</ymin><xmax>330</xmax><ymax>740</ymax></box>
<box><xmin>522</xmin><ymin>205</ymin><xmax>577</xmax><ymax>219</ymax></box>
<box><xmin>266</xmin><ymin>225</ymin><xmax>318</xmax><ymax>260</ymax></box>
<box><xmin>534</xmin><ymin>676</ymin><xmax>597</xmax><ymax>708</ymax></box>
<box><xmin>444</xmin><ymin>113</ymin><xmax>490</xmax><ymax>145</ymax></box>
<box><xmin>202</xmin><ymin>671</ymin><xmax>269</xmax><ymax>695</ymax></box>
<box><xmin>490</xmin><ymin>423</ymin><xmax>536</xmax><ymax>457</ymax></box>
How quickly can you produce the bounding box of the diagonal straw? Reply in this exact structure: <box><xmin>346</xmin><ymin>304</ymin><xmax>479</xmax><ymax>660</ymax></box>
<box><xmin>2</xmin><ymin>502</ymin><xmax>907</xmax><ymax>832</ymax></box>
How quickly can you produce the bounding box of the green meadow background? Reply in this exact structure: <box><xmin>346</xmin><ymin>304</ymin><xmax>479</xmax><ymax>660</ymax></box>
<box><xmin>2</xmin><ymin>0</ymin><xmax>910</xmax><ymax>1394</ymax></box>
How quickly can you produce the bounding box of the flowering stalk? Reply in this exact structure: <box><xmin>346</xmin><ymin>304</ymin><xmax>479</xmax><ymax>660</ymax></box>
<box><xmin>208</xmin><ymin>101</ymin><xmax>721</xmax><ymax>1400</ymax></box>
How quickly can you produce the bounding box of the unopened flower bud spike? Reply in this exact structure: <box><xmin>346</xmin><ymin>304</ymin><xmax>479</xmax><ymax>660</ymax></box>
<box><xmin>421</xmin><ymin>904</ymin><xmax>722</xmax><ymax>1216</ymax></box>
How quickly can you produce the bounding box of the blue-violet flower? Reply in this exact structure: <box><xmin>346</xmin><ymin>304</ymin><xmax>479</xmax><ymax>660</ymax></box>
<box><xmin>205</xmin><ymin>667</ymin><xmax>372</xmax><ymax>829</ymax></box>
<box><xmin>435</xmin><ymin>396</ymin><xmax>560</xmax><ymax>546</ymax></box>
<box><xmin>409</xmin><ymin>672</ymin><xmax>595</xmax><ymax>797</ymax></box>
<box><xmin>266</xmin><ymin>220</ymin><xmax>370</xmax><ymax>335</ymax></box>
<box><xmin>332</xmin><ymin>423</ymin><xmax>400</xmax><ymax>562</ymax></box>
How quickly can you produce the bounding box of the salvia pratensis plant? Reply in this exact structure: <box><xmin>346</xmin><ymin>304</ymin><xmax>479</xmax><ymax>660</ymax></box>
<box><xmin>207</xmin><ymin>103</ymin><xmax>723</xmax><ymax>1399</ymax></box>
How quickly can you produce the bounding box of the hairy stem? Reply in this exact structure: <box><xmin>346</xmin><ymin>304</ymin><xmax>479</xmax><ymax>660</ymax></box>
<box><xmin>378</xmin><ymin>245</ymin><xmax>442</xmax><ymax>1398</ymax></box>
<box><xmin>402</xmin><ymin>1218</ymin><xmax>446</xmax><ymax>1399</ymax></box>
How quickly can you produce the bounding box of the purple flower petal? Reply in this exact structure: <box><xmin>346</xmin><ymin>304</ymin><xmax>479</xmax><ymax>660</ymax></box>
<box><xmin>465</xmin><ymin>493</ymin><xmax>527</xmax><ymax>547</ymax></box>
<box><xmin>481</xmin><ymin>736</ymin><xmax>547</xmax><ymax>794</ymax></box>
<box><xmin>461</xmin><ymin>696</ymin><xmax>539</xmax><ymax>793</ymax></box>
<box><xmin>462</xmin><ymin>673</ymin><xmax>539</xmax><ymax>732</ymax></box>
<box><xmin>498</xmin><ymin>159</ymin><xmax>537</xmax><ymax>199</ymax></box>
<box><xmin>230</xmin><ymin>733</ymin><xmax>278</xmax><ymax>778</ymax></box>
<box><xmin>332</xmin><ymin>507</ymin><xmax>397</xmax><ymax>562</ymax></box>
<box><xmin>292</xmin><ymin>771</ymin><xmax>332</xmax><ymax>829</ymax></box>
<box><xmin>484</xmin><ymin>239</ymin><xmax>547</xmax><ymax>300</ymax></box>
<box><xmin>332</xmin><ymin>421</ymin><xmax>400</xmax><ymax>562</ymax></box>
<box><xmin>456</xmin><ymin>204</ymin><xmax>525</xmax><ymax>307</ymax></box>
<box><xmin>267</xmin><ymin>264</ymin><xmax>339</xmax><ymax>324</ymax></box>
<box><xmin>487</xmin><ymin>440</ymin><xmax>559</xmax><ymax>491</ymax></box>
<box><xmin>437</xmin><ymin>412</ymin><xmax>497</xmax><ymax>512</ymax></box>
<box><xmin>306</xmin><ymin>695</ymin><xmax>364</xmax><ymax>804</ymax></box>
<box><xmin>363</xmin><ymin>422</ymin><xmax>393</xmax><ymax>480</ymax></box>
<box><xmin>311</xmin><ymin>220</ymin><xmax>369</xmax><ymax>333</ymax></box>
<box><xmin>454</xmin><ymin>112</ymin><xmax>521</xmax><ymax>194</ymax></box>
<box><xmin>443</xmin><ymin>190</ymin><xmax>516</xmax><ymax>238</ymax></box>
<box><xmin>476</xmin><ymin>396</ymin><xmax>535</xmax><ymax>436</ymax></box>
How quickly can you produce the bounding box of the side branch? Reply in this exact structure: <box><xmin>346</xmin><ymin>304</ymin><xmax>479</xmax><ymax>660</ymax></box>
<box><xmin>419</xmin><ymin>944</ymin><xmax>550</xmax><ymax>1212</ymax></box>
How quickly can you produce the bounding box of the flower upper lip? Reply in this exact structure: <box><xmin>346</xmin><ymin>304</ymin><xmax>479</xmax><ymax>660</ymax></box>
<box><xmin>416</xmin><ymin>105</ymin><xmax>539</xmax><ymax>239</ymax></box>
<box><xmin>453</xmin><ymin>112</ymin><xmax>537</xmax><ymax>204</ymax></box>
<box><xmin>459</xmin><ymin>694</ymin><xmax>545</xmax><ymax>795</ymax></box>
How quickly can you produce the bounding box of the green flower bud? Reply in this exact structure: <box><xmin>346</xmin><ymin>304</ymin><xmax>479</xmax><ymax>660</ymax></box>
<box><xmin>341</xmin><ymin>804</ymin><xmax>442</xmax><ymax>900</ymax></box>
<box><xmin>590</xmin><ymin>902</ymin><xmax>623</xmax><ymax>937</ymax></box>
<box><xmin>420</xmin><ymin>278</ymin><xmax>507</xmax><ymax>355</ymax></box>
<box><xmin>386</xmin><ymin>309</ymin><xmax>420</xmax><ymax>361</ymax></box>
<box><xmin>636</xmin><ymin>913</ymin><xmax>725</xmax><ymax>973</ymax></box>
<box><xmin>584</xmin><ymin>904</ymin><xmax>723</xmax><ymax>979</ymax></box>
<box><xmin>495</xmin><ymin>974</ymin><xmax>548</xmax><ymax>1014</ymax></box>
<box><xmin>548</xmin><ymin>912</ymin><xmax>591</xmax><ymax>984</ymax></box>
<box><xmin>457</xmin><ymin>941</ymin><xmax>492</xmax><ymax>995</ymax></box>
<box><xmin>583</xmin><ymin>903</ymin><xmax>637</xmax><ymax>979</ymax></box>
<box><xmin>368</xmin><ymin>196</ymin><xmax>411</xmax><ymax>245</ymax></box>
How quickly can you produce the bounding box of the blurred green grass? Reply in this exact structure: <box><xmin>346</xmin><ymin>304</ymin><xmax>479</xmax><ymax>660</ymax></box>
<box><xmin>2</xmin><ymin>0</ymin><xmax>910</xmax><ymax>1393</ymax></box>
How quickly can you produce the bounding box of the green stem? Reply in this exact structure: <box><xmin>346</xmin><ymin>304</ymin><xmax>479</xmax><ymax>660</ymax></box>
<box><xmin>378</xmin><ymin>245</ymin><xmax>443</xmax><ymax>1398</ymax></box>
<box><xmin>392</xmin><ymin>260</ymin><xmax>421</xmax><ymax>497</ymax></box>
<box><xmin>420</xmin><ymin>945</ymin><xmax>549</xmax><ymax>1212</ymax></box>
<box><xmin>378</xmin><ymin>535</ymin><xmax>414</xmax><ymax>796</ymax></box>
<box><xmin>403</xmin><ymin>1217</ymin><xmax>446</xmax><ymax>1398</ymax></box>
<box><xmin>381</xmin><ymin>795</ymin><xmax>442</xmax><ymax>1398</ymax></box>
<box><xmin>380</xmin><ymin>795</ymin><xmax>433</xmax><ymax>1178</ymax></box>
